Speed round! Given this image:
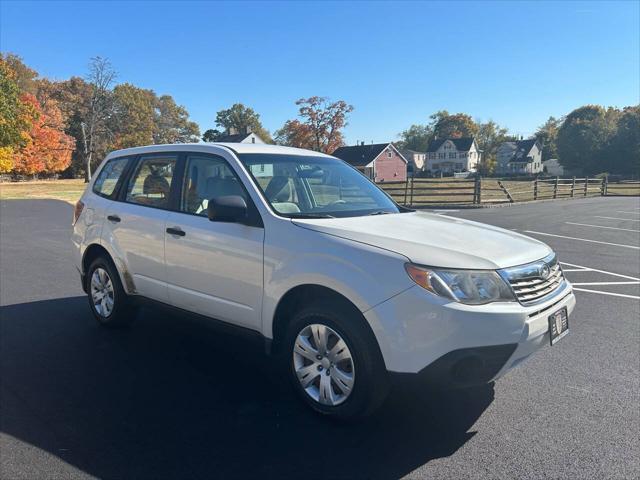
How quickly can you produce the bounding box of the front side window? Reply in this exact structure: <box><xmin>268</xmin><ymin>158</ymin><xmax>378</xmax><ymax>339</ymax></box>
<box><xmin>239</xmin><ymin>154</ymin><xmax>401</xmax><ymax>218</ymax></box>
<box><xmin>180</xmin><ymin>154</ymin><xmax>247</xmax><ymax>216</ymax></box>
<box><xmin>93</xmin><ymin>157</ymin><xmax>129</xmax><ymax>197</ymax></box>
<box><xmin>126</xmin><ymin>155</ymin><xmax>177</xmax><ymax>209</ymax></box>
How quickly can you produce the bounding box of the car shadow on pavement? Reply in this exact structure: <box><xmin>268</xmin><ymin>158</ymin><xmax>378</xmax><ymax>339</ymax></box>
<box><xmin>1</xmin><ymin>296</ymin><xmax>495</xmax><ymax>479</ymax></box>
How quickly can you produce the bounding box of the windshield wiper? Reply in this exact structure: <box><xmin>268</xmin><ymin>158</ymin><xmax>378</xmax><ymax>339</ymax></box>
<box><xmin>367</xmin><ymin>210</ymin><xmax>393</xmax><ymax>216</ymax></box>
<box><xmin>288</xmin><ymin>213</ymin><xmax>335</xmax><ymax>219</ymax></box>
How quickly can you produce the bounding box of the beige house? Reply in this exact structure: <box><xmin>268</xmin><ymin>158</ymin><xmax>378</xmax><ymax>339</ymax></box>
<box><xmin>400</xmin><ymin>149</ymin><xmax>427</xmax><ymax>174</ymax></box>
<box><xmin>425</xmin><ymin>137</ymin><xmax>481</xmax><ymax>174</ymax></box>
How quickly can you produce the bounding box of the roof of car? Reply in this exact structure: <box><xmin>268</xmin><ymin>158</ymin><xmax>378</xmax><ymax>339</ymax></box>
<box><xmin>105</xmin><ymin>143</ymin><xmax>333</xmax><ymax>160</ymax></box>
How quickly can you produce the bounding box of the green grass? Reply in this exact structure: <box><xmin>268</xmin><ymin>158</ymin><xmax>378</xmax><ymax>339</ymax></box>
<box><xmin>0</xmin><ymin>179</ymin><xmax>87</xmax><ymax>204</ymax></box>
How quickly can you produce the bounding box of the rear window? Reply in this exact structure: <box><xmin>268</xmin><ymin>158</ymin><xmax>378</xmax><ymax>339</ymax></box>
<box><xmin>93</xmin><ymin>157</ymin><xmax>129</xmax><ymax>198</ymax></box>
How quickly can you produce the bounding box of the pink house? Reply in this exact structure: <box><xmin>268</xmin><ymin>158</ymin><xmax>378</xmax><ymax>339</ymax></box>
<box><xmin>332</xmin><ymin>143</ymin><xmax>408</xmax><ymax>183</ymax></box>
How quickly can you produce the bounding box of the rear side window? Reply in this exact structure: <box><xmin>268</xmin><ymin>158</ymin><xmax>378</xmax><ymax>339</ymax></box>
<box><xmin>92</xmin><ymin>157</ymin><xmax>129</xmax><ymax>198</ymax></box>
<box><xmin>125</xmin><ymin>155</ymin><xmax>178</xmax><ymax>209</ymax></box>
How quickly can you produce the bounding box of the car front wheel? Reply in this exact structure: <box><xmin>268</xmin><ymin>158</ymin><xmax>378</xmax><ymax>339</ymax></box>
<box><xmin>284</xmin><ymin>304</ymin><xmax>389</xmax><ymax>420</ymax></box>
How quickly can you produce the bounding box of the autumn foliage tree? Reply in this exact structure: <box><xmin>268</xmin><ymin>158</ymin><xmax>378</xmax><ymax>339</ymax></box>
<box><xmin>276</xmin><ymin>96</ymin><xmax>353</xmax><ymax>153</ymax></box>
<box><xmin>0</xmin><ymin>56</ymin><xmax>33</xmax><ymax>172</ymax></box>
<box><xmin>12</xmin><ymin>93</ymin><xmax>74</xmax><ymax>175</ymax></box>
<box><xmin>273</xmin><ymin>119</ymin><xmax>314</xmax><ymax>149</ymax></box>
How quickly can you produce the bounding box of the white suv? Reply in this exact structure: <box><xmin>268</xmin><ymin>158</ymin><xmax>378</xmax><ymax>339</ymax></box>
<box><xmin>72</xmin><ymin>143</ymin><xmax>576</xmax><ymax>419</ymax></box>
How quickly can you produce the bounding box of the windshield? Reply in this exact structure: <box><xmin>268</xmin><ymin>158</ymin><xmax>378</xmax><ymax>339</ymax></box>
<box><xmin>238</xmin><ymin>153</ymin><xmax>402</xmax><ymax>218</ymax></box>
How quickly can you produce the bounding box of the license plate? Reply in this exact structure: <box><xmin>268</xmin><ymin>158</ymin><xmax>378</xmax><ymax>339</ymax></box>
<box><xmin>548</xmin><ymin>307</ymin><xmax>569</xmax><ymax>345</ymax></box>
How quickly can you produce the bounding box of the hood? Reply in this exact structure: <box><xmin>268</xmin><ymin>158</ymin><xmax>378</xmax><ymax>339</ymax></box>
<box><xmin>292</xmin><ymin>211</ymin><xmax>551</xmax><ymax>270</ymax></box>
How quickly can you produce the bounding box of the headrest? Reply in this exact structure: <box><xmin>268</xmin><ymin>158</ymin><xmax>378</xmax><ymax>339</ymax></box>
<box><xmin>143</xmin><ymin>174</ymin><xmax>170</xmax><ymax>195</ymax></box>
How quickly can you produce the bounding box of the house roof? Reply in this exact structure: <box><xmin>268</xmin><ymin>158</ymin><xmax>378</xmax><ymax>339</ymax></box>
<box><xmin>332</xmin><ymin>143</ymin><xmax>398</xmax><ymax>167</ymax></box>
<box><xmin>426</xmin><ymin>137</ymin><xmax>475</xmax><ymax>152</ymax></box>
<box><xmin>400</xmin><ymin>148</ymin><xmax>425</xmax><ymax>157</ymax></box>
<box><xmin>214</xmin><ymin>132</ymin><xmax>254</xmax><ymax>143</ymax></box>
<box><xmin>504</xmin><ymin>138</ymin><xmax>539</xmax><ymax>163</ymax></box>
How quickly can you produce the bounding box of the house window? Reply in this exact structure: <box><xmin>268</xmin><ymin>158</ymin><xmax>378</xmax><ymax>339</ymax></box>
<box><xmin>251</xmin><ymin>137</ymin><xmax>256</xmax><ymax>144</ymax></box>
<box><xmin>449</xmin><ymin>152</ymin><xmax>456</xmax><ymax>159</ymax></box>
<box><xmin>429</xmin><ymin>152</ymin><xmax>436</xmax><ymax>160</ymax></box>
<box><xmin>387</xmin><ymin>150</ymin><xmax>392</xmax><ymax>158</ymax></box>
<box><xmin>459</xmin><ymin>152</ymin><xmax>467</xmax><ymax>158</ymax></box>
<box><xmin>456</xmin><ymin>163</ymin><xmax>463</xmax><ymax>170</ymax></box>
<box><xmin>438</xmin><ymin>152</ymin><xmax>446</xmax><ymax>159</ymax></box>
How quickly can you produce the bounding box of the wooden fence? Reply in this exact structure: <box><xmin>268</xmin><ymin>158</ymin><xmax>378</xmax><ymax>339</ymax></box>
<box><xmin>379</xmin><ymin>176</ymin><xmax>640</xmax><ymax>207</ymax></box>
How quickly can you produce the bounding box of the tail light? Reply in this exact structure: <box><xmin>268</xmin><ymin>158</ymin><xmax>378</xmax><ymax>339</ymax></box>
<box><xmin>73</xmin><ymin>200</ymin><xmax>85</xmax><ymax>224</ymax></box>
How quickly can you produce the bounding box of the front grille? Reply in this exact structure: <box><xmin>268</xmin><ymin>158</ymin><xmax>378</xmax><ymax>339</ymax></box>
<box><xmin>499</xmin><ymin>254</ymin><xmax>565</xmax><ymax>305</ymax></box>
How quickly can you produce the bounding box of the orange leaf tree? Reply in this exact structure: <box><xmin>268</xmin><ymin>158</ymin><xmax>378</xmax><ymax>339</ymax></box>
<box><xmin>12</xmin><ymin>93</ymin><xmax>74</xmax><ymax>175</ymax></box>
<box><xmin>275</xmin><ymin>97</ymin><xmax>353</xmax><ymax>153</ymax></box>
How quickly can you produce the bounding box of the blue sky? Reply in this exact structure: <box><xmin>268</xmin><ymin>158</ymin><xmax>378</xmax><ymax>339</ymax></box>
<box><xmin>1</xmin><ymin>1</ymin><xmax>638</xmax><ymax>143</ymax></box>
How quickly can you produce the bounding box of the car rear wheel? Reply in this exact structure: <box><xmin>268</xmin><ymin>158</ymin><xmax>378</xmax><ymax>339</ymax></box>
<box><xmin>284</xmin><ymin>304</ymin><xmax>389</xmax><ymax>420</ymax></box>
<box><xmin>87</xmin><ymin>256</ymin><xmax>135</xmax><ymax>328</ymax></box>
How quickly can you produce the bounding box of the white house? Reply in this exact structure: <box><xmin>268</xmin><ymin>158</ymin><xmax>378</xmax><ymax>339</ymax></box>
<box><xmin>400</xmin><ymin>148</ymin><xmax>427</xmax><ymax>174</ymax></box>
<box><xmin>425</xmin><ymin>137</ymin><xmax>481</xmax><ymax>174</ymax></box>
<box><xmin>215</xmin><ymin>127</ymin><xmax>265</xmax><ymax>144</ymax></box>
<box><xmin>496</xmin><ymin>139</ymin><xmax>543</xmax><ymax>175</ymax></box>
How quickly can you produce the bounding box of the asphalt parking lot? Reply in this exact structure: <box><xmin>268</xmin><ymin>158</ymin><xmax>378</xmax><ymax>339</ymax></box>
<box><xmin>1</xmin><ymin>196</ymin><xmax>638</xmax><ymax>479</ymax></box>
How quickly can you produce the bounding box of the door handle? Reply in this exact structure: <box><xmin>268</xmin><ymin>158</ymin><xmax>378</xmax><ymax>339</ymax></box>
<box><xmin>107</xmin><ymin>215</ymin><xmax>121</xmax><ymax>223</ymax></box>
<box><xmin>166</xmin><ymin>226</ymin><xmax>186</xmax><ymax>237</ymax></box>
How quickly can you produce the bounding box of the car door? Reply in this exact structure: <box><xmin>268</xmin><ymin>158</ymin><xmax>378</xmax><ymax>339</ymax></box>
<box><xmin>164</xmin><ymin>152</ymin><xmax>265</xmax><ymax>330</ymax></box>
<box><xmin>102</xmin><ymin>153</ymin><xmax>179</xmax><ymax>303</ymax></box>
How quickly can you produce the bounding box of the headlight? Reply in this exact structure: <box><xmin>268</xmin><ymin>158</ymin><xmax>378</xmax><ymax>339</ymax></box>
<box><xmin>405</xmin><ymin>264</ymin><xmax>515</xmax><ymax>305</ymax></box>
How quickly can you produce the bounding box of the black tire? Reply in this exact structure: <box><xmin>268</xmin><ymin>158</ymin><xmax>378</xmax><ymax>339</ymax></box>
<box><xmin>86</xmin><ymin>255</ymin><xmax>136</xmax><ymax>328</ymax></box>
<box><xmin>283</xmin><ymin>303</ymin><xmax>389</xmax><ymax>420</ymax></box>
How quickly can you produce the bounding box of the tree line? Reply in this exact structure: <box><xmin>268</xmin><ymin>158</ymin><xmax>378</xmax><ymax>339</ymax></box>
<box><xmin>397</xmin><ymin>106</ymin><xmax>639</xmax><ymax>176</ymax></box>
<box><xmin>1</xmin><ymin>52</ymin><xmax>637</xmax><ymax>179</ymax></box>
<box><xmin>0</xmin><ymin>54</ymin><xmax>200</xmax><ymax>180</ymax></box>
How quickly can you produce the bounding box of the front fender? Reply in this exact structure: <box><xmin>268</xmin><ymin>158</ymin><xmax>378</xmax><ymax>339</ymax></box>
<box><xmin>261</xmin><ymin>223</ymin><xmax>414</xmax><ymax>338</ymax></box>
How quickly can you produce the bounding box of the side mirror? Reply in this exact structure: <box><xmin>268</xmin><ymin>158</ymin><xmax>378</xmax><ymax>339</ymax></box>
<box><xmin>207</xmin><ymin>195</ymin><xmax>248</xmax><ymax>223</ymax></box>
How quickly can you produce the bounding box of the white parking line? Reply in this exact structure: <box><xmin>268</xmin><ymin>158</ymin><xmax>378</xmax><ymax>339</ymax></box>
<box><xmin>565</xmin><ymin>222</ymin><xmax>640</xmax><ymax>233</ymax></box>
<box><xmin>571</xmin><ymin>281</ymin><xmax>639</xmax><ymax>286</ymax></box>
<box><xmin>594</xmin><ymin>216</ymin><xmax>640</xmax><ymax>222</ymax></box>
<box><xmin>433</xmin><ymin>210</ymin><xmax>459</xmax><ymax>214</ymax></box>
<box><xmin>560</xmin><ymin>261</ymin><xmax>640</xmax><ymax>280</ymax></box>
<box><xmin>572</xmin><ymin>288</ymin><xmax>640</xmax><ymax>300</ymax></box>
<box><xmin>617</xmin><ymin>211</ymin><xmax>640</xmax><ymax>215</ymax></box>
<box><xmin>524</xmin><ymin>231</ymin><xmax>640</xmax><ymax>250</ymax></box>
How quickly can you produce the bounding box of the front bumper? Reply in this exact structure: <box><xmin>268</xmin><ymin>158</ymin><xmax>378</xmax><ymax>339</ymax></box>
<box><xmin>364</xmin><ymin>281</ymin><xmax>576</xmax><ymax>386</ymax></box>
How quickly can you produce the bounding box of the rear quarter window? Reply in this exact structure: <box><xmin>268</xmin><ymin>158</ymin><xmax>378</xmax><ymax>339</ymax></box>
<box><xmin>92</xmin><ymin>157</ymin><xmax>130</xmax><ymax>198</ymax></box>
